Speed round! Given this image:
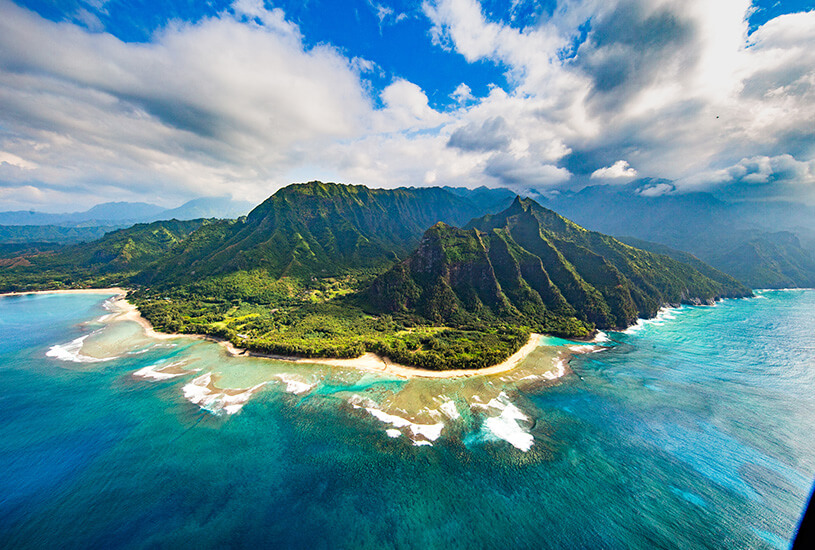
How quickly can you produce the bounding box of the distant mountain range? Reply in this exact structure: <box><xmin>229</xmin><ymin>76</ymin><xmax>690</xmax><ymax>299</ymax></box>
<box><xmin>0</xmin><ymin>196</ymin><xmax>254</xmax><ymax>228</ymax></box>
<box><xmin>0</xmin><ymin>220</ymin><xmax>205</xmax><ymax>284</ymax></box>
<box><xmin>542</xmin><ymin>180</ymin><xmax>815</xmax><ymax>289</ymax></box>
<box><xmin>0</xmin><ymin>225</ymin><xmax>118</xmax><ymax>246</ymax></box>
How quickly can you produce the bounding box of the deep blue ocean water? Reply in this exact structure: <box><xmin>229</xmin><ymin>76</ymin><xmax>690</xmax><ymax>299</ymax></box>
<box><xmin>0</xmin><ymin>290</ymin><xmax>813</xmax><ymax>549</ymax></box>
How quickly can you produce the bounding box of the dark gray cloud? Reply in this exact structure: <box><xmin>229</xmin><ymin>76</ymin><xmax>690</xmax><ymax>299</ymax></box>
<box><xmin>484</xmin><ymin>152</ymin><xmax>570</xmax><ymax>186</ymax></box>
<box><xmin>575</xmin><ymin>1</ymin><xmax>697</xmax><ymax>112</ymax></box>
<box><xmin>447</xmin><ymin>116</ymin><xmax>510</xmax><ymax>152</ymax></box>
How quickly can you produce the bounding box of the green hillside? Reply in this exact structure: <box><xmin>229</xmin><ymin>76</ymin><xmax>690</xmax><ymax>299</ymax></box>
<box><xmin>545</xmin><ymin>182</ymin><xmax>815</xmax><ymax>289</ymax></box>
<box><xmin>705</xmin><ymin>232</ymin><xmax>815</xmax><ymax>289</ymax></box>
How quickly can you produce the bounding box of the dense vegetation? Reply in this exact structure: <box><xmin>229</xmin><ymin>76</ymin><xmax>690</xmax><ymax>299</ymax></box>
<box><xmin>366</xmin><ymin>222</ymin><xmax>593</xmax><ymax>336</ymax></box>
<box><xmin>128</xmin><ymin>270</ymin><xmax>530</xmax><ymax>370</ymax></box>
<box><xmin>0</xmin><ymin>182</ymin><xmax>752</xmax><ymax>370</ymax></box>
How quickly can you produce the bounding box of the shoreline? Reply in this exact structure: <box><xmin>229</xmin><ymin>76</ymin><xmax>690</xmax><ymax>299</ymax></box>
<box><xmin>277</xmin><ymin>333</ymin><xmax>545</xmax><ymax>379</ymax></box>
<box><xmin>108</xmin><ymin>295</ymin><xmax>547</xmax><ymax>379</ymax></box>
<box><xmin>0</xmin><ymin>287</ymin><xmax>127</xmax><ymax>298</ymax></box>
<box><xmin>2</xmin><ymin>287</ymin><xmax>556</xmax><ymax>380</ymax></box>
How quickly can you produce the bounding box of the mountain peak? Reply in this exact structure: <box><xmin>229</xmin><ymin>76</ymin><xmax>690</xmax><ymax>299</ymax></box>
<box><xmin>146</xmin><ymin>182</ymin><xmax>507</xmax><ymax>283</ymax></box>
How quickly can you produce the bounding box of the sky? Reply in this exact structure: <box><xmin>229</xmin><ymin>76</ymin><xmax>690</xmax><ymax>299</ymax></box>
<box><xmin>0</xmin><ymin>0</ymin><xmax>813</xmax><ymax>211</ymax></box>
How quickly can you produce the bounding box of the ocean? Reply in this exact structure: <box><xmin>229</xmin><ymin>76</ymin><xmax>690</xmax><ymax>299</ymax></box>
<box><xmin>0</xmin><ymin>289</ymin><xmax>813</xmax><ymax>549</ymax></box>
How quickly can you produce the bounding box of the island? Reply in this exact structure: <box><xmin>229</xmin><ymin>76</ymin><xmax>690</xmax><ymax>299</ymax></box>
<box><xmin>0</xmin><ymin>182</ymin><xmax>751</xmax><ymax>371</ymax></box>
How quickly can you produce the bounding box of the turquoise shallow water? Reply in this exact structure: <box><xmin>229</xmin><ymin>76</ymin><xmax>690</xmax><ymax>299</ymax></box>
<box><xmin>0</xmin><ymin>290</ymin><xmax>813</xmax><ymax>548</ymax></box>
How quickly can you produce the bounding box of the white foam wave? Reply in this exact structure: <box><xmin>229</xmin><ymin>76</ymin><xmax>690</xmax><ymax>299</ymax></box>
<box><xmin>481</xmin><ymin>392</ymin><xmax>534</xmax><ymax>452</ymax></box>
<box><xmin>592</xmin><ymin>331</ymin><xmax>609</xmax><ymax>343</ymax></box>
<box><xmin>516</xmin><ymin>356</ymin><xmax>568</xmax><ymax>384</ymax></box>
<box><xmin>623</xmin><ymin>320</ymin><xmax>645</xmax><ymax>334</ymax></box>
<box><xmin>348</xmin><ymin>394</ymin><xmax>378</xmax><ymax>409</ymax></box>
<box><xmin>755</xmin><ymin>287</ymin><xmax>812</xmax><ymax>292</ymax></box>
<box><xmin>273</xmin><ymin>374</ymin><xmax>317</xmax><ymax>395</ymax></box>
<box><xmin>182</xmin><ymin>373</ymin><xmax>266</xmax><ymax>415</ymax></box>
<box><xmin>569</xmin><ymin>344</ymin><xmax>608</xmax><ymax>355</ymax></box>
<box><xmin>363</xmin><ymin>407</ymin><xmax>445</xmax><ymax>446</ymax></box>
<box><xmin>439</xmin><ymin>400</ymin><xmax>460</xmax><ymax>420</ymax></box>
<box><xmin>46</xmin><ymin>335</ymin><xmax>117</xmax><ymax>363</ymax></box>
<box><xmin>544</xmin><ymin>358</ymin><xmax>567</xmax><ymax>380</ymax></box>
<box><xmin>132</xmin><ymin>360</ymin><xmax>191</xmax><ymax>381</ymax></box>
<box><xmin>623</xmin><ymin>305</ymin><xmax>686</xmax><ymax>334</ymax></box>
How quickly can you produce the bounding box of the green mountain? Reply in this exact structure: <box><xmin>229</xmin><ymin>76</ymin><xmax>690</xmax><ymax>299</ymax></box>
<box><xmin>620</xmin><ymin>231</ymin><xmax>815</xmax><ymax>290</ymax></box>
<box><xmin>368</xmin><ymin>197</ymin><xmax>751</xmax><ymax>332</ymax></box>
<box><xmin>442</xmin><ymin>185</ymin><xmax>517</xmax><ymax>214</ymax></box>
<box><xmin>139</xmin><ymin>181</ymin><xmax>506</xmax><ymax>284</ymax></box>
<box><xmin>614</xmin><ymin>236</ymin><xmax>748</xmax><ymax>285</ymax></box>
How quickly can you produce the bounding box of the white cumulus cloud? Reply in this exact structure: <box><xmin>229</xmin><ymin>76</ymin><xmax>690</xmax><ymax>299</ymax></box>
<box><xmin>1</xmin><ymin>0</ymin><xmax>814</xmax><ymax>210</ymax></box>
<box><xmin>591</xmin><ymin>160</ymin><xmax>638</xmax><ymax>180</ymax></box>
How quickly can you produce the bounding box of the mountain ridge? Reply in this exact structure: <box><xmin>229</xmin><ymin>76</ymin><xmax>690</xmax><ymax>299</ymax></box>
<box><xmin>542</xmin><ymin>180</ymin><xmax>815</xmax><ymax>288</ymax></box>
<box><xmin>138</xmin><ymin>181</ymin><xmax>514</xmax><ymax>283</ymax></box>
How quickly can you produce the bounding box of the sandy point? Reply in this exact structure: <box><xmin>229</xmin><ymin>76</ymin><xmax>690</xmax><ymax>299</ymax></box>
<box><xmin>0</xmin><ymin>287</ymin><xmax>127</xmax><ymax>298</ymax></box>
<box><xmin>108</xmin><ymin>296</ymin><xmax>179</xmax><ymax>341</ymax></box>
<box><xmin>123</xmin><ymin>305</ymin><xmax>547</xmax><ymax>379</ymax></box>
<box><xmin>119</xmin><ymin>301</ymin><xmax>547</xmax><ymax>379</ymax></box>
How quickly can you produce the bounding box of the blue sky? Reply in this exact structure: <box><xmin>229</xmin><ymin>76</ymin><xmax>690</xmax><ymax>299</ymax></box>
<box><xmin>1</xmin><ymin>0</ymin><xmax>814</xmax><ymax>209</ymax></box>
<box><xmin>14</xmin><ymin>0</ymin><xmax>517</xmax><ymax>110</ymax></box>
<box><xmin>14</xmin><ymin>0</ymin><xmax>808</xmax><ymax>108</ymax></box>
